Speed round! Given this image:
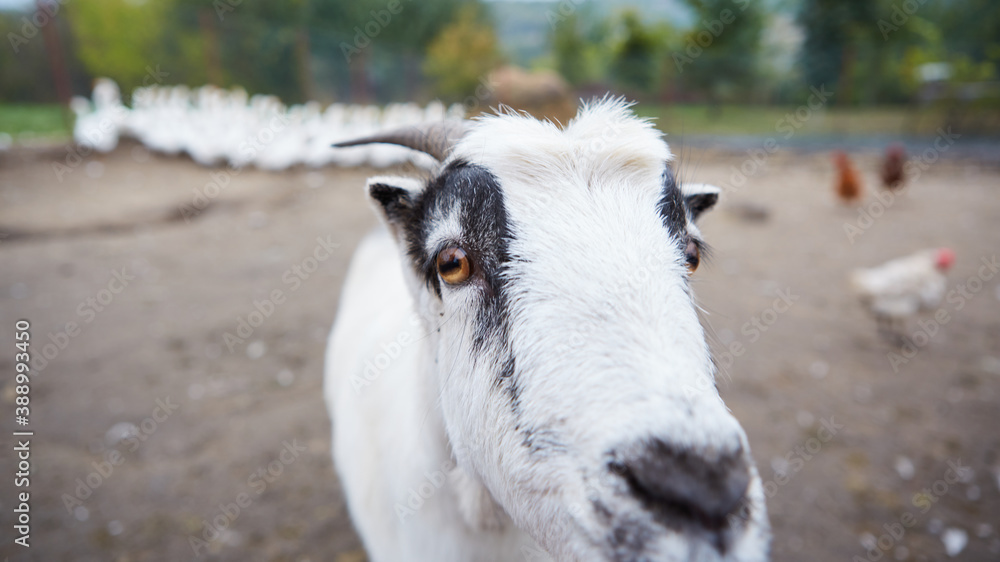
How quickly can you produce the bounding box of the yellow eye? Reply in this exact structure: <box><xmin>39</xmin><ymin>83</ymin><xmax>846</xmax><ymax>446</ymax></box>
<box><xmin>436</xmin><ymin>246</ymin><xmax>472</xmax><ymax>285</ymax></box>
<box><xmin>685</xmin><ymin>240</ymin><xmax>700</xmax><ymax>273</ymax></box>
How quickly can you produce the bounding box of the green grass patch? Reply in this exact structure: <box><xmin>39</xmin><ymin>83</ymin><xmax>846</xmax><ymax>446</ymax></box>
<box><xmin>0</xmin><ymin>104</ymin><xmax>71</xmax><ymax>139</ymax></box>
<box><xmin>634</xmin><ymin>104</ymin><xmax>1000</xmax><ymax>137</ymax></box>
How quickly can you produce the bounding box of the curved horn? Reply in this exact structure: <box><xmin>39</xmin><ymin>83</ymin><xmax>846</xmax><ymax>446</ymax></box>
<box><xmin>333</xmin><ymin>120</ymin><xmax>467</xmax><ymax>162</ymax></box>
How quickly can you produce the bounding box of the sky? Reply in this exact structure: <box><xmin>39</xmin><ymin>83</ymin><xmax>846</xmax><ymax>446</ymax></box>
<box><xmin>0</xmin><ymin>0</ymin><xmax>34</xmax><ymax>11</ymax></box>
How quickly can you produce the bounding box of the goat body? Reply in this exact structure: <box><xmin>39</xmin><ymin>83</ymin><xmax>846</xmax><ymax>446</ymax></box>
<box><xmin>325</xmin><ymin>100</ymin><xmax>770</xmax><ymax>561</ymax></box>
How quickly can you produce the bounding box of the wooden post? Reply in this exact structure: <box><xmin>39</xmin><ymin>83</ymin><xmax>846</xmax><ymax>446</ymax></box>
<box><xmin>38</xmin><ymin>0</ymin><xmax>72</xmax><ymax>105</ymax></box>
<box><xmin>198</xmin><ymin>8</ymin><xmax>223</xmax><ymax>85</ymax></box>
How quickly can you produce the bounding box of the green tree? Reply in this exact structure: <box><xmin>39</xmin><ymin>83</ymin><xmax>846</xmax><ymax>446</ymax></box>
<box><xmin>67</xmin><ymin>0</ymin><xmax>171</xmax><ymax>93</ymax></box>
<box><xmin>551</xmin><ymin>12</ymin><xmax>588</xmax><ymax>86</ymax></box>
<box><xmin>611</xmin><ymin>9</ymin><xmax>665</xmax><ymax>95</ymax></box>
<box><xmin>796</xmin><ymin>0</ymin><xmax>878</xmax><ymax>104</ymax></box>
<box><xmin>307</xmin><ymin>0</ymin><xmax>475</xmax><ymax>102</ymax></box>
<box><xmin>678</xmin><ymin>0</ymin><xmax>764</xmax><ymax>103</ymax></box>
<box><xmin>0</xmin><ymin>12</ymin><xmax>58</xmax><ymax>102</ymax></box>
<box><xmin>929</xmin><ymin>0</ymin><xmax>1000</xmax><ymax>64</ymax></box>
<box><xmin>423</xmin><ymin>4</ymin><xmax>501</xmax><ymax>101</ymax></box>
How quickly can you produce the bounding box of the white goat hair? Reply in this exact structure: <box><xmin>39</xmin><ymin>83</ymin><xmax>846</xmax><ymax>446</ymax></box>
<box><xmin>325</xmin><ymin>99</ymin><xmax>770</xmax><ymax>561</ymax></box>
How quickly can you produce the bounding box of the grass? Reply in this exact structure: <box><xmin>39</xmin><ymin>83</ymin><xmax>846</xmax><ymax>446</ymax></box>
<box><xmin>633</xmin><ymin>104</ymin><xmax>1000</xmax><ymax>138</ymax></box>
<box><xmin>0</xmin><ymin>104</ymin><xmax>71</xmax><ymax>140</ymax></box>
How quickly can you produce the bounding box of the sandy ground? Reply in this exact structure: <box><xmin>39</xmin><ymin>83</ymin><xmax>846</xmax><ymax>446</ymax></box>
<box><xmin>0</xmin><ymin>139</ymin><xmax>998</xmax><ymax>562</ymax></box>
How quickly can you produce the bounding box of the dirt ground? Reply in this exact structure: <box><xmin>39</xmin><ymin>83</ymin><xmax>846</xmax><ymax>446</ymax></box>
<box><xmin>0</xmin><ymin>139</ymin><xmax>998</xmax><ymax>562</ymax></box>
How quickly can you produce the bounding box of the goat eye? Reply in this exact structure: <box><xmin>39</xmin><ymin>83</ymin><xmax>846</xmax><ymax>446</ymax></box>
<box><xmin>436</xmin><ymin>247</ymin><xmax>472</xmax><ymax>285</ymax></box>
<box><xmin>685</xmin><ymin>240</ymin><xmax>700</xmax><ymax>273</ymax></box>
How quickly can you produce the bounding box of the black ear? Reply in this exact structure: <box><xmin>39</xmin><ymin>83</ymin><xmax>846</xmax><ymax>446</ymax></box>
<box><xmin>680</xmin><ymin>183</ymin><xmax>721</xmax><ymax>222</ymax></box>
<box><xmin>366</xmin><ymin>176</ymin><xmax>423</xmax><ymax>226</ymax></box>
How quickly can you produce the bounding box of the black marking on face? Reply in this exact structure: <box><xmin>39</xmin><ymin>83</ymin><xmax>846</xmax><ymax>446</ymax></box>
<box><xmin>592</xmin><ymin>498</ymin><xmax>657</xmax><ymax>561</ymax></box>
<box><xmin>498</xmin><ymin>354</ymin><xmax>520</xmax><ymax>407</ymax></box>
<box><xmin>377</xmin><ymin>160</ymin><xmax>526</xmax><ymax>451</ymax></box>
<box><xmin>684</xmin><ymin>191</ymin><xmax>719</xmax><ymax>220</ymax></box>
<box><xmin>398</xmin><ymin>160</ymin><xmax>512</xmax><ymax>351</ymax></box>
<box><xmin>518</xmin><ymin>424</ymin><xmax>567</xmax><ymax>456</ymax></box>
<box><xmin>657</xmin><ymin>166</ymin><xmax>687</xmax><ymax>244</ymax></box>
<box><xmin>501</xmin><ymin>356</ymin><xmax>561</xmax><ymax>456</ymax></box>
<box><xmin>660</xmin><ymin>166</ymin><xmax>716</xmax><ymax>274</ymax></box>
<box><xmin>607</xmin><ymin>440</ymin><xmax>749</xmax><ymax>555</ymax></box>
<box><xmin>503</xmin><ymin>356</ymin><xmax>566</xmax><ymax>456</ymax></box>
<box><xmin>369</xmin><ymin>183</ymin><xmax>415</xmax><ymax>220</ymax></box>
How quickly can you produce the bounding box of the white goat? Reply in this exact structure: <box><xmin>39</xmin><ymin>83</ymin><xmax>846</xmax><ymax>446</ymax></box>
<box><xmin>324</xmin><ymin>99</ymin><xmax>770</xmax><ymax>561</ymax></box>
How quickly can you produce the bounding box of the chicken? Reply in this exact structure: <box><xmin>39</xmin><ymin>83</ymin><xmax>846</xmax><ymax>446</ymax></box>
<box><xmin>850</xmin><ymin>248</ymin><xmax>955</xmax><ymax>343</ymax></box>
<box><xmin>881</xmin><ymin>143</ymin><xmax>906</xmax><ymax>191</ymax></box>
<box><xmin>833</xmin><ymin>150</ymin><xmax>863</xmax><ymax>203</ymax></box>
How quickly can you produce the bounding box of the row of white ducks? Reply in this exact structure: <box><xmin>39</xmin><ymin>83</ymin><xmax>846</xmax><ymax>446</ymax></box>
<box><xmin>71</xmin><ymin>78</ymin><xmax>465</xmax><ymax>170</ymax></box>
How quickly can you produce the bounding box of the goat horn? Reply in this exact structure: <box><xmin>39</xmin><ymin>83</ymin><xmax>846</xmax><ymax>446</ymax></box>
<box><xmin>332</xmin><ymin>120</ymin><xmax>467</xmax><ymax>162</ymax></box>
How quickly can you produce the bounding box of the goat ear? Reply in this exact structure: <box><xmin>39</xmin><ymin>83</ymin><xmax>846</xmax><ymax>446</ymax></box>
<box><xmin>366</xmin><ymin>176</ymin><xmax>423</xmax><ymax>227</ymax></box>
<box><xmin>680</xmin><ymin>183</ymin><xmax>721</xmax><ymax>221</ymax></box>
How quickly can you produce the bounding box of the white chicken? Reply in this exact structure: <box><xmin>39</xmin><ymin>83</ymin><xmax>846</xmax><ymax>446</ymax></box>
<box><xmin>850</xmin><ymin>248</ymin><xmax>955</xmax><ymax>343</ymax></box>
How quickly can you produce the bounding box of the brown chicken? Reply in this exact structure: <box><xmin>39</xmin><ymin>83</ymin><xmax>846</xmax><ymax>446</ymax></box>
<box><xmin>833</xmin><ymin>150</ymin><xmax>863</xmax><ymax>203</ymax></box>
<box><xmin>881</xmin><ymin>143</ymin><xmax>906</xmax><ymax>190</ymax></box>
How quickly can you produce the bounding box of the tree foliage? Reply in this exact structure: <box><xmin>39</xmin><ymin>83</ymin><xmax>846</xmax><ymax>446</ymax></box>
<box><xmin>551</xmin><ymin>12</ymin><xmax>590</xmax><ymax>86</ymax></box>
<box><xmin>611</xmin><ymin>9</ymin><xmax>667</xmax><ymax>95</ymax></box>
<box><xmin>423</xmin><ymin>4</ymin><xmax>501</xmax><ymax>101</ymax></box>
<box><xmin>67</xmin><ymin>0</ymin><xmax>175</xmax><ymax>94</ymax></box>
<box><xmin>679</xmin><ymin>0</ymin><xmax>764</xmax><ymax>103</ymax></box>
<box><xmin>797</xmin><ymin>0</ymin><xmax>999</xmax><ymax>104</ymax></box>
<box><xmin>5</xmin><ymin>0</ymin><xmax>999</xmax><ymax>107</ymax></box>
<box><xmin>796</xmin><ymin>0</ymin><xmax>879</xmax><ymax>103</ymax></box>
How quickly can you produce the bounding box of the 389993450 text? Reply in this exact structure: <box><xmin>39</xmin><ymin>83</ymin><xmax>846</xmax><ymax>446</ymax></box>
<box><xmin>13</xmin><ymin>319</ymin><xmax>33</xmax><ymax>548</ymax></box>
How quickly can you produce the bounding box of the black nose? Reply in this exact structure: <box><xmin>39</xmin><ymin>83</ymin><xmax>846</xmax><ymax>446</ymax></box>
<box><xmin>612</xmin><ymin>440</ymin><xmax>750</xmax><ymax>533</ymax></box>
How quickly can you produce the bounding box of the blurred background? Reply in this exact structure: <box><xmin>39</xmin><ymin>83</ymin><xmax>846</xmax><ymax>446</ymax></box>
<box><xmin>2</xmin><ymin>0</ymin><xmax>1000</xmax><ymax>139</ymax></box>
<box><xmin>1</xmin><ymin>0</ymin><xmax>999</xmax><ymax>561</ymax></box>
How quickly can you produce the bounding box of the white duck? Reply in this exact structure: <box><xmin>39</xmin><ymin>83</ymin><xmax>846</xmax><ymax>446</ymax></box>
<box><xmin>74</xmin><ymin>78</ymin><xmax>126</xmax><ymax>153</ymax></box>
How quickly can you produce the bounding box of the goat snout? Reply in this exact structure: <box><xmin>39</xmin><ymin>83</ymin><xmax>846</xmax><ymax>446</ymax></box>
<box><xmin>612</xmin><ymin>440</ymin><xmax>750</xmax><ymax>537</ymax></box>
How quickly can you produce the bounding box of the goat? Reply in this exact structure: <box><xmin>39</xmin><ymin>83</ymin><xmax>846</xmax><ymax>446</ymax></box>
<box><xmin>324</xmin><ymin>99</ymin><xmax>770</xmax><ymax>561</ymax></box>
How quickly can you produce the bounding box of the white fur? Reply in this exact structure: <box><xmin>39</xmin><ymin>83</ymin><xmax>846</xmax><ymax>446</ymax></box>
<box><xmin>326</xmin><ymin>100</ymin><xmax>769</xmax><ymax>561</ymax></box>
